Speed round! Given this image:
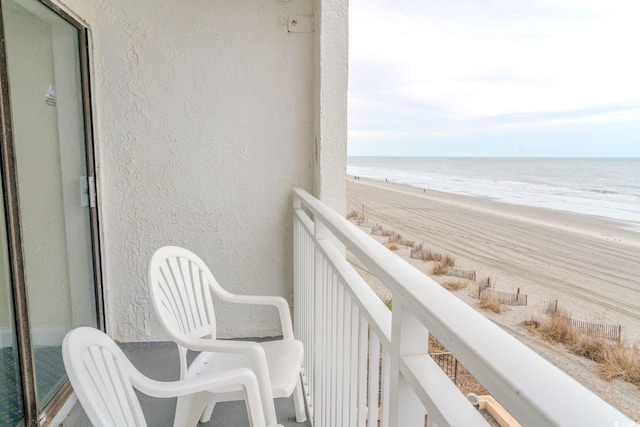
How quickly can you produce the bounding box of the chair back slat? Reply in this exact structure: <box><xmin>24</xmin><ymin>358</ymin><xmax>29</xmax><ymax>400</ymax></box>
<box><xmin>161</xmin><ymin>257</ymin><xmax>195</xmax><ymax>334</ymax></box>
<box><xmin>191</xmin><ymin>261</ymin><xmax>215</xmax><ymax>332</ymax></box>
<box><xmin>150</xmin><ymin>247</ymin><xmax>217</xmax><ymax>340</ymax></box>
<box><xmin>101</xmin><ymin>347</ymin><xmax>141</xmax><ymax>426</ymax></box>
<box><xmin>84</xmin><ymin>347</ymin><xmax>127</xmax><ymax>426</ymax></box>
<box><xmin>63</xmin><ymin>328</ymin><xmax>147</xmax><ymax>427</ymax></box>
<box><xmin>178</xmin><ymin>257</ymin><xmax>199</xmax><ymax>331</ymax></box>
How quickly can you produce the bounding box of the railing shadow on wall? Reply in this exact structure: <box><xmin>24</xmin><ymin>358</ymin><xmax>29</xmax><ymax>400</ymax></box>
<box><xmin>292</xmin><ymin>188</ymin><xmax>630</xmax><ymax>427</ymax></box>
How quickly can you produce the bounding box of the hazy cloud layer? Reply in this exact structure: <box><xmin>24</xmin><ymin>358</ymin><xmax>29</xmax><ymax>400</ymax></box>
<box><xmin>348</xmin><ymin>0</ymin><xmax>640</xmax><ymax>156</ymax></box>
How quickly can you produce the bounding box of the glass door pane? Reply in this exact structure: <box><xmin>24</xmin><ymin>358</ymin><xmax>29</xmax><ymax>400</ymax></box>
<box><xmin>3</xmin><ymin>0</ymin><xmax>98</xmax><ymax>409</ymax></box>
<box><xmin>0</xmin><ymin>189</ymin><xmax>22</xmax><ymax>427</ymax></box>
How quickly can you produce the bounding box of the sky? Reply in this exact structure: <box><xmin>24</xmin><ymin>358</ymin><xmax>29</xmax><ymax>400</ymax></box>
<box><xmin>347</xmin><ymin>0</ymin><xmax>640</xmax><ymax>157</ymax></box>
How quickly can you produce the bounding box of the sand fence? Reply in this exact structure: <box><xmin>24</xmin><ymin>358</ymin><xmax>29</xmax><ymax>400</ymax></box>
<box><xmin>446</xmin><ymin>267</ymin><xmax>476</xmax><ymax>281</ymax></box>
<box><xmin>481</xmin><ymin>288</ymin><xmax>528</xmax><ymax>306</ymax></box>
<box><xmin>470</xmin><ymin>278</ymin><xmax>528</xmax><ymax>306</ymax></box>
<box><xmin>387</xmin><ymin>233</ymin><xmax>415</xmax><ymax>247</ymax></box>
<box><xmin>546</xmin><ymin>300</ymin><xmax>622</xmax><ymax>342</ymax></box>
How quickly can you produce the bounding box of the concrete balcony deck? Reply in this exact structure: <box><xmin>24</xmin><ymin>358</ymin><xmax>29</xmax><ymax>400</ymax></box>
<box><xmin>63</xmin><ymin>342</ymin><xmax>310</xmax><ymax>427</ymax></box>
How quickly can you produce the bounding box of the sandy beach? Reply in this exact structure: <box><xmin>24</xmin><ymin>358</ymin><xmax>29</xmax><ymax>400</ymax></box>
<box><xmin>346</xmin><ymin>176</ymin><xmax>640</xmax><ymax>416</ymax></box>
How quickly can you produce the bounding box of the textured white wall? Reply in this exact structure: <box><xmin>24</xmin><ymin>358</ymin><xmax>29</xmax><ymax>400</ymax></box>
<box><xmin>314</xmin><ymin>0</ymin><xmax>349</xmax><ymax>213</ymax></box>
<box><xmin>54</xmin><ymin>0</ymin><xmax>346</xmax><ymax>342</ymax></box>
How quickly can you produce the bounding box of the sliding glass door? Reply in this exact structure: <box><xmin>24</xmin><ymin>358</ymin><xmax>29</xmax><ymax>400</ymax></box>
<box><xmin>0</xmin><ymin>196</ymin><xmax>21</xmax><ymax>426</ymax></box>
<box><xmin>0</xmin><ymin>0</ymin><xmax>102</xmax><ymax>424</ymax></box>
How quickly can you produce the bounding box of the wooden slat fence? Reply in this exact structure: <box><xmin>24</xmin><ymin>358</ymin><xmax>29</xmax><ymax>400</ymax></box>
<box><xmin>410</xmin><ymin>243</ymin><xmax>442</xmax><ymax>261</ymax></box>
<box><xmin>388</xmin><ymin>235</ymin><xmax>414</xmax><ymax>247</ymax></box>
<box><xmin>372</xmin><ymin>225</ymin><xmax>396</xmax><ymax>237</ymax></box>
<box><xmin>447</xmin><ymin>267</ymin><xmax>476</xmax><ymax>281</ymax></box>
<box><xmin>546</xmin><ymin>300</ymin><xmax>622</xmax><ymax>342</ymax></box>
<box><xmin>567</xmin><ymin>318</ymin><xmax>622</xmax><ymax>342</ymax></box>
<box><xmin>469</xmin><ymin>277</ymin><xmax>492</xmax><ymax>298</ymax></box>
<box><xmin>478</xmin><ymin>277</ymin><xmax>492</xmax><ymax>291</ymax></box>
<box><xmin>480</xmin><ymin>288</ymin><xmax>528</xmax><ymax>306</ymax></box>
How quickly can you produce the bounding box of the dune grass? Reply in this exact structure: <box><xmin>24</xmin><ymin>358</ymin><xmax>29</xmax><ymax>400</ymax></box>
<box><xmin>431</xmin><ymin>261</ymin><xmax>447</xmax><ymax>275</ymax></box>
<box><xmin>346</xmin><ymin>209</ymin><xmax>359</xmax><ymax>219</ymax></box>
<box><xmin>442</xmin><ymin>254</ymin><xmax>456</xmax><ymax>268</ymax></box>
<box><xmin>537</xmin><ymin>311</ymin><xmax>578</xmax><ymax>344</ymax></box>
<box><xmin>421</xmin><ymin>247</ymin><xmax>435</xmax><ymax>261</ymax></box>
<box><xmin>414</xmin><ymin>244</ymin><xmax>438</xmax><ymax>261</ymax></box>
<box><xmin>569</xmin><ymin>334</ymin><xmax>608</xmax><ymax>363</ymax></box>
<box><xmin>522</xmin><ymin>314</ymin><xmax>640</xmax><ymax>388</ymax></box>
<box><xmin>440</xmin><ymin>280</ymin><xmax>468</xmax><ymax>291</ymax></box>
<box><xmin>478</xmin><ymin>295</ymin><xmax>503</xmax><ymax>314</ymax></box>
<box><xmin>600</xmin><ymin>345</ymin><xmax>640</xmax><ymax>386</ymax></box>
<box><xmin>414</xmin><ymin>244</ymin><xmax>456</xmax><ymax>269</ymax></box>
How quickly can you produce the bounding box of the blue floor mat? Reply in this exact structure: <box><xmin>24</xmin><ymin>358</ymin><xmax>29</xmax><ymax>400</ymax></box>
<box><xmin>0</xmin><ymin>346</ymin><xmax>66</xmax><ymax>426</ymax></box>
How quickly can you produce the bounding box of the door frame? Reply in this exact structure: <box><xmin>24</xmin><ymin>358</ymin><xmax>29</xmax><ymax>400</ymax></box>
<box><xmin>0</xmin><ymin>0</ymin><xmax>103</xmax><ymax>425</ymax></box>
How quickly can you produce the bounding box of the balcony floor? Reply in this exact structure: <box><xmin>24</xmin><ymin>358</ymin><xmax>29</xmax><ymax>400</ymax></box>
<box><xmin>62</xmin><ymin>342</ymin><xmax>310</xmax><ymax>427</ymax></box>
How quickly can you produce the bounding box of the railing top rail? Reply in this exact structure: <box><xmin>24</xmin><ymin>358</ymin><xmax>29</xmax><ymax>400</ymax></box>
<box><xmin>293</xmin><ymin>188</ymin><xmax>630</xmax><ymax>426</ymax></box>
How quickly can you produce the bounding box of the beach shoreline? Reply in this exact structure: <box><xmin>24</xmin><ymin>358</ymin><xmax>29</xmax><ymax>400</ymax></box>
<box><xmin>345</xmin><ymin>176</ymin><xmax>640</xmax><ymax>416</ymax></box>
<box><xmin>348</xmin><ymin>176</ymin><xmax>640</xmax><ymax>248</ymax></box>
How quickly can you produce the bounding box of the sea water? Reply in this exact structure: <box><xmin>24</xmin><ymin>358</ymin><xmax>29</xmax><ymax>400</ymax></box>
<box><xmin>347</xmin><ymin>157</ymin><xmax>640</xmax><ymax>231</ymax></box>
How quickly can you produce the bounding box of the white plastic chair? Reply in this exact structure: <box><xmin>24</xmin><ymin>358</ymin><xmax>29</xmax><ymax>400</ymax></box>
<box><xmin>148</xmin><ymin>246</ymin><xmax>306</xmax><ymax>426</ymax></box>
<box><xmin>62</xmin><ymin>327</ymin><xmax>282</xmax><ymax>427</ymax></box>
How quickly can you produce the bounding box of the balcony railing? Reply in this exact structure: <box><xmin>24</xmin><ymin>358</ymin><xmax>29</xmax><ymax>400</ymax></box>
<box><xmin>292</xmin><ymin>188</ymin><xmax>630</xmax><ymax>427</ymax></box>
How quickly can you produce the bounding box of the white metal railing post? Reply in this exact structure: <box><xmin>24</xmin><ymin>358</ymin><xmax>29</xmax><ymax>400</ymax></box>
<box><xmin>357</xmin><ymin>317</ymin><xmax>368</xmax><ymax>427</ymax></box>
<box><xmin>293</xmin><ymin>199</ymin><xmax>309</xmax><ymax>419</ymax></box>
<box><xmin>314</xmin><ymin>218</ymin><xmax>331</xmax><ymax>427</ymax></box>
<box><xmin>389</xmin><ymin>302</ymin><xmax>429</xmax><ymax>427</ymax></box>
<box><xmin>293</xmin><ymin>198</ymin><xmax>302</xmax><ymax>341</ymax></box>
<box><xmin>293</xmin><ymin>197</ymin><xmax>317</xmax><ymax>422</ymax></box>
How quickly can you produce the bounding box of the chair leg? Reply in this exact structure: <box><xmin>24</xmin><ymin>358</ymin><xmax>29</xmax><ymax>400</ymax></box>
<box><xmin>199</xmin><ymin>402</ymin><xmax>216</xmax><ymax>423</ymax></box>
<box><xmin>173</xmin><ymin>395</ymin><xmax>195</xmax><ymax>427</ymax></box>
<box><xmin>293</xmin><ymin>376</ymin><xmax>307</xmax><ymax>422</ymax></box>
<box><xmin>243</xmin><ymin>383</ymin><xmax>267</xmax><ymax>427</ymax></box>
<box><xmin>175</xmin><ymin>393</ymin><xmax>214</xmax><ymax>427</ymax></box>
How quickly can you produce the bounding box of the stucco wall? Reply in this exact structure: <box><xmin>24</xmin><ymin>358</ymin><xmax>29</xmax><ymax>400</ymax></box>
<box><xmin>314</xmin><ymin>0</ymin><xmax>349</xmax><ymax>212</ymax></box>
<box><xmin>54</xmin><ymin>0</ymin><xmax>346</xmax><ymax>342</ymax></box>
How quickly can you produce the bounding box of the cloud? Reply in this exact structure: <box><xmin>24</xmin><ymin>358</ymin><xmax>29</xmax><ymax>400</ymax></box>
<box><xmin>477</xmin><ymin>105</ymin><xmax>640</xmax><ymax>128</ymax></box>
<box><xmin>349</xmin><ymin>0</ymin><xmax>640</xmax><ymax>155</ymax></box>
<box><xmin>348</xmin><ymin>128</ymin><xmax>454</xmax><ymax>141</ymax></box>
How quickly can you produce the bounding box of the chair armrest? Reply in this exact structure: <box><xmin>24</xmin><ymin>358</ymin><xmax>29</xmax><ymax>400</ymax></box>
<box><xmin>171</xmin><ymin>337</ymin><xmax>272</xmax><ymax>375</ymax></box>
<box><xmin>130</xmin><ymin>366</ymin><xmax>272</xmax><ymax>426</ymax></box>
<box><xmin>210</xmin><ymin>289</ymin><xmax>295</xmax><ymax>340</ymax></box>
<box><xmin>130</xmin><ymin>366</ymin><xmax>259</xmax><ymax>399</ymax></box>
<box><xmin>174</xmin><ymin>335</ymin><xmax>266</xmax><ymax>355</ymax></box>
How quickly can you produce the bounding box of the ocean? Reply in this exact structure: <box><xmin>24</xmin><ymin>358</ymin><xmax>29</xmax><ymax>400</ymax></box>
<box><xmin>347</xmin><ymin>157</ymin><xmax>640</xmax><ymax>231</ymax></box>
